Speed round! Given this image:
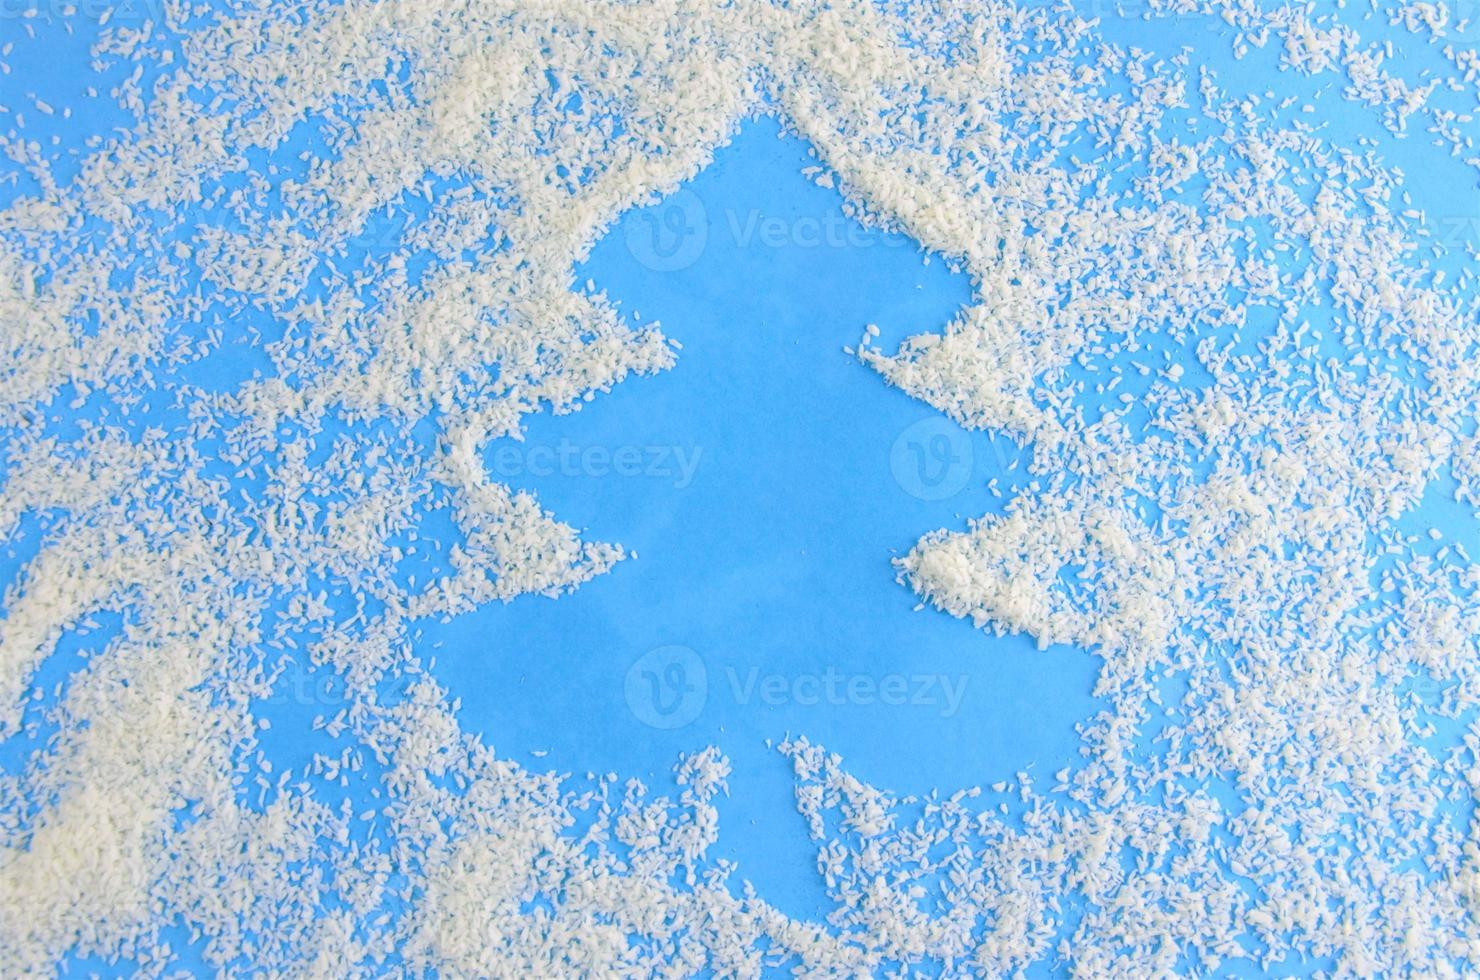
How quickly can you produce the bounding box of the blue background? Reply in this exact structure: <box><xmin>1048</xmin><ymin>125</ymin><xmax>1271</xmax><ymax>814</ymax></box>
<box><xmin>1</xmin><ymin>2</ymin><xmax>1478</xmax><ymax>975</ymax></box>
<box><xmin>432</xmin><ymin>117</ymin><xmax>1100</xmax><ymax>920</ymax></box>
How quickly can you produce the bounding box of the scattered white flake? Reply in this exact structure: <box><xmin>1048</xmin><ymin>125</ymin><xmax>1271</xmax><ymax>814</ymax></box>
<box><xmin>1</xmin><ymin>0</ymin><xmax>1477</xmax><ymax>976</ymax></box>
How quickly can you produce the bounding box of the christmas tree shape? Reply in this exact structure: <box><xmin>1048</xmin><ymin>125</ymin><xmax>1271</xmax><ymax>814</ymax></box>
<box><xmin>423</xmin><ymin>118</ymin><xmax>1102</xmax><ymax>917</ymax></box>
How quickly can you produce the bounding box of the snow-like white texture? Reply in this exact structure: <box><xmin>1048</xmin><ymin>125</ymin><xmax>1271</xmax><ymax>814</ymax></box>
<box><xmin>1</xmin><ymin>0</ymin><xmax>1478</xmax><ymax>976</ymax></box>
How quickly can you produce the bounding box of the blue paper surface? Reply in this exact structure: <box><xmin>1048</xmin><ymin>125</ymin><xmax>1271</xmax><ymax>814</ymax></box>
<box><xmin>2</xmin><ymin>2</ymin><xmax>1478</xmax><ymax>975</ymax></box>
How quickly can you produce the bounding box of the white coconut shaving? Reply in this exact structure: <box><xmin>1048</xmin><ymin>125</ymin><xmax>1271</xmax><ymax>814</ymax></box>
<box><xmin>2</xmin><ymin>0</ymin><xmax>1479</xmax><ymax>975</ymax></box>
